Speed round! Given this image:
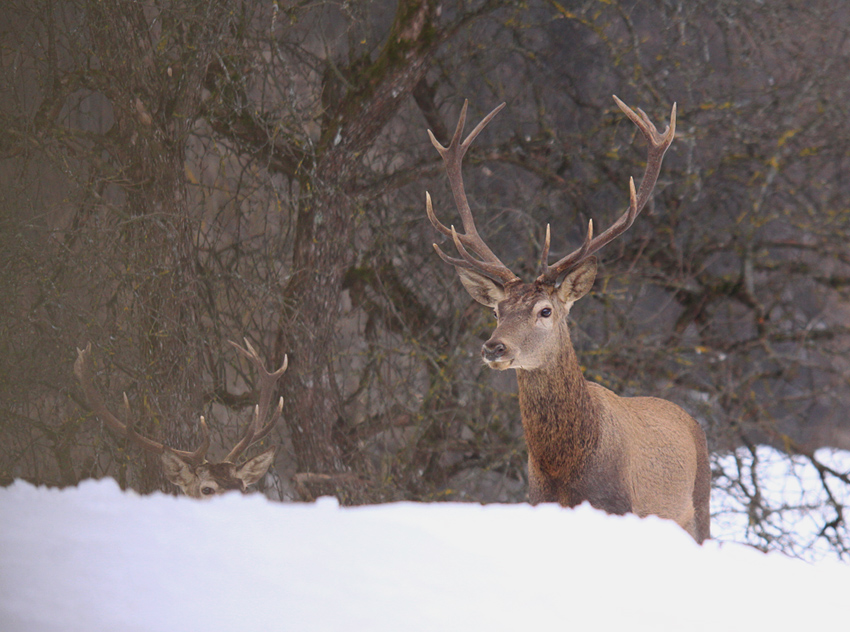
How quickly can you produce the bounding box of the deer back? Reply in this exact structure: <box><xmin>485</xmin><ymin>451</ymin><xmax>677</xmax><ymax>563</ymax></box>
<box><xmin>585</xmin><ymin>385</ymin><xmax>711</xmax><ymax>542</ymax></box>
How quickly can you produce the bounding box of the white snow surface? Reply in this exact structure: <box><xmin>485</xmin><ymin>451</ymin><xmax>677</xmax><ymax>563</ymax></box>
<box><xmin>1</xmin><ymin>478</ymin><xmax>847</xmax><ymax>631</ymax></box>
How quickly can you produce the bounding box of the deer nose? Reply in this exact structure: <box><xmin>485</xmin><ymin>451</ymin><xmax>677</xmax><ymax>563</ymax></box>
<box><xmin>482</xmin><ymin>340</ymin><xmax>507</xmax><ymax>362</ymax></box>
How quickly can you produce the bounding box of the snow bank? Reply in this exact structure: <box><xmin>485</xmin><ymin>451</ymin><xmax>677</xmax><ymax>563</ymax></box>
<box><xmin>1</xmin><ymin>479</ymin><xmax>847</xmax><ymax>631</ymax></box>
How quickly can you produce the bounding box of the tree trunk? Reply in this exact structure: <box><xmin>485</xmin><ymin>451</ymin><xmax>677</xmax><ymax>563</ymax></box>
<box><xmin>279</xmin><ymin>0</ymin><xmax>440</xmax><ymax>490</ymax></box>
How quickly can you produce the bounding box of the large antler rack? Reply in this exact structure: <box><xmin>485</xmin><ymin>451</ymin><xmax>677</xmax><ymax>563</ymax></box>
<box><xmin>74</xmin><ymin>343</ymin><xmax>211</xmax><ymax>466</ymax></box>
<box><xmin>426</xmin><ymin>96</ymin><xmax>676</xmax><ymax>287</ymax></box>
<box><xmin>536</xmin><ymin>96</ymin><xmax>677</xmax><ymax>284</ymax></box>
<box><xmin>224</xmin><ymin>338</ymin><xmax>287</xmax><ymax>463</ymax></box>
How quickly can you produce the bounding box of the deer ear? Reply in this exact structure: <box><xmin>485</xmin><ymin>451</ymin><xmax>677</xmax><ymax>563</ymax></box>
<box><xmin>160</xmin><ymin>448</ymin><xmax>195</xmax><ymax>491</ymax></box>
<box><xmin>235</xmin><ymin>446</ymin><xmax>276</xmax><ymax>487</ymax></box>
<box><xmin>456</xmin><ymin>267</ymin><xmax>506</xmax><ymax>307</ymax></box>
<box><xmin>555</xmin><ymin>257</ymin><xmax>597</xmax><ymax>304</ymax></box>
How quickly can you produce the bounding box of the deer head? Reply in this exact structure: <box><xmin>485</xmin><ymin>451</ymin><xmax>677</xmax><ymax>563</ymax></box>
<box><xmin>425</xmin><ymin>96</ymin><xmax>676</xmax><ymax>369</ymax></box>
<box><xmin>74</xmin><ymin>339</ymin><xmax>287</xmax><ymax>498</ymax></box>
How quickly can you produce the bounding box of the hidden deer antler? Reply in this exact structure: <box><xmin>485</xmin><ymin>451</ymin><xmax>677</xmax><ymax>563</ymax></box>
<box><xmin>74</xmin><ymin>340</ymin><xmax>287</xmax><ymax>498</ymax></box>
<box><xmin>224</xmin><ymin>338</ymin><xmax>287</xmax><ymax>463</ymax></box>
<box><xmin>74</xmin><ymin>343</ymin><xmax>212</xmax><ymax>465</ymax></box>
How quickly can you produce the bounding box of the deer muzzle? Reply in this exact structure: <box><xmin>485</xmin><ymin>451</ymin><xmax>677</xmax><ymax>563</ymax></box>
<box><xmin>481</xmin><ymin>338</ymin><xmax>508</xmax><ymax>368</ymax></box>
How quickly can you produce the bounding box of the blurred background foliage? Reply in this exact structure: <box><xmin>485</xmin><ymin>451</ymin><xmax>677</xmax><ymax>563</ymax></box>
<box><xmin>2</xmin><ymin>0</ymin><xmax>850</xmax><ymax>558</ymax></box>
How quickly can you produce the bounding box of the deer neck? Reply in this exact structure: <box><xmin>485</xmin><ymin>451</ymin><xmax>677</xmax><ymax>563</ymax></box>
<box><xmin>515</xmin><ymin>326</ymin><xmax>600</xmax><ymax>483</ymax></box>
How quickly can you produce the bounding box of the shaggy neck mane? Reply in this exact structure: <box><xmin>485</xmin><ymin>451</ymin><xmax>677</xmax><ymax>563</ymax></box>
<box><xmin>515</xmin><ymin>324</ymin><xmax>600</xmax><ymax>484</ymax></box>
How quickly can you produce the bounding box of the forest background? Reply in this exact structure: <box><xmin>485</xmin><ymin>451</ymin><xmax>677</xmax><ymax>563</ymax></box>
<box><xmin>3</xmin><ymin>0</ymin><xmax>850</xmax><ymax>558</ymax></box>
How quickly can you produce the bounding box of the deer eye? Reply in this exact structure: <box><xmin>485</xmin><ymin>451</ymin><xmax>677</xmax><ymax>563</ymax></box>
<box><xmin>539</xmin><ymin>307</ymin><xmax>552</xmax><ymax>318</ymax></box>
<box><xmin>200</xmin><ymin>486</ymin><xmax>216</xmax><ymax>496</ymax></box>
<box><xmin>493</xmin><ymin>310</ymin><xmax>498</xmax><ymax>320</ymax></box>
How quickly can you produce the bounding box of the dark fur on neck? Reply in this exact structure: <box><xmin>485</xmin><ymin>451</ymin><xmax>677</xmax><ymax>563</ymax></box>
<box><xmin>516</xmin><ymin>326</ymin><xmax>599</xmax><ymax>505</ymax></box>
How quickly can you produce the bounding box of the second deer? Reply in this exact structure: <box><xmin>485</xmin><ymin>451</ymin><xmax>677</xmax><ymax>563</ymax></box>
<box><xmin>74</xmin><ymin>339</ymin><xmax>287</xmax><ymax>498</ymax></box>
<box><xmin>425</xmin><ymin>97</ymin><xmax>710</xmax><ymax>543</ymax></box>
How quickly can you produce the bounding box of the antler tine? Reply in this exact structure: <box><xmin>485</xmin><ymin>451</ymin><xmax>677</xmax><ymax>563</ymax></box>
<box><xmin>537</xmin><ymin>224</ymin><xmax>552</xmax><ymax>275</ymax></box>
<box><xmin>183</xmin><ymin>416</ymin><xmax>211</xmax><ymax>465</ymax></box>
<box><xmin>428</xmin><ymin>225</ymin><xmax>521</xmax><ymax>284</ymax></box>
<box><xmin>427</xmin><ymin>100</ymin><xmax>506</xmax><ymax>175</ymax></box>
<box><xmin>74</xmin><ymin>343</ymin><xmax>210</xmax><ymax>464</ymax></box>
<box><xmin>425</xmin><ymin>100</ymin><xmax>505</xmax><ymax>248</ymax></box>
<box><xmin>427</xmin><ymin>193</ymin><xmax>519</xmax><ymax>284</ymax></box>
<box><xmin>538</xmin><ymin>96</ymin><xmax>676</xmax><ymax>284</ymax></box>
<box><xmin>613</xmin><ymin>95</ymin><xmax>676</xmax><ymax>213</ymax></box>
<box><xmin>538</xmin><ymin>219</ymin><xmax>595</xmax><ymax>279</ymax></box>
<box><xmin>224</xmin><ymin>339</ymin><xmax>287</xmax><ymax>463</ymax></box>
<box><xmin>426</xmin><ymin>100</ymin><xmax>519</xmax><ymax>283</ymax></box>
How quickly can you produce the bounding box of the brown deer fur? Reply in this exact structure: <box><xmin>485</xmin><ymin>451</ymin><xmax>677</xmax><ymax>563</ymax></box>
<box><xmin>461</xmin><ymin>259</ymin><xmax>711</xmax><ymax>543</ymax></box>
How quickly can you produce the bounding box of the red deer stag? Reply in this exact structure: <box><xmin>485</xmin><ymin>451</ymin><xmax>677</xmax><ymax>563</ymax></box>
<box><xmin>425</xmin><ymin>97</ymin><xmax>710</xmax><ymax>543</ymax></box>
<box><xmin>74</xmin><ymin>339</ymin><xmax>287</xmax><ymax>498</ymax></box>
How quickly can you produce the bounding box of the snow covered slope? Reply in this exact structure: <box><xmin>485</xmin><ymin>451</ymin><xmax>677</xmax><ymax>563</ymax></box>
<box><xmin>0</xmin><ymin>478</ymin><xmax>847</xmax><ymax>631</ymax></box>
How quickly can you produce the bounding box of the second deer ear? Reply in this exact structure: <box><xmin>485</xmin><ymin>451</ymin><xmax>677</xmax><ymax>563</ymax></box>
<box><xmin>555</xmin><ymin>257</ymin><xmax>597</xmax><ymax>304</ymax></box>
<box><xmin>456</xmin><ymin>267</ymin><xmax>506</xmax><ymax>308</ymax></box>
<box><xmin>235</xmin><ymin>446</ymin><xmax>277</xmax><ymax>487</ymax></box>
<box><xmin>160</xmin><ymin>448</ymin><xmax>195</xmax><ymax>491</ymax></box>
